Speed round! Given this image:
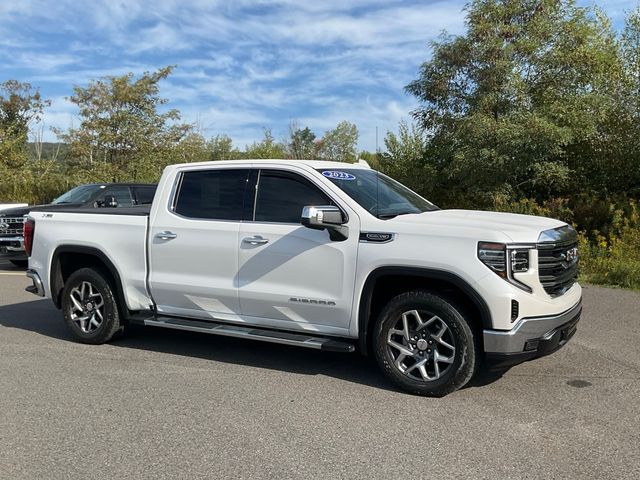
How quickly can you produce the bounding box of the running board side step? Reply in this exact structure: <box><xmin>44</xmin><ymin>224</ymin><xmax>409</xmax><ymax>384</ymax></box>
<box><xmin>143</xmin><ymin>317</ymin><xmax>356</xmax><ymax>353</ymax></box>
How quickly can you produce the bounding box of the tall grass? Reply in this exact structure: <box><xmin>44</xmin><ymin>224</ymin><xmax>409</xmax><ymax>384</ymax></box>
<box><xmin>578</xmin><ymin>206</ymin><xmax>640</xmax><ymax>290</ymax></box>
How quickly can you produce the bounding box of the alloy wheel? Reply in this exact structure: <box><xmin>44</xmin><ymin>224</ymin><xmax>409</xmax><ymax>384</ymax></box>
<box><xmin>69</xmin><ymin>281</ymin><xmax>105</xmax><ymax>333</ymax></box>
<box><xmin>386</xmin><ymin>309</ymin><xmax>456</xmax><ymax>381</ymax></box>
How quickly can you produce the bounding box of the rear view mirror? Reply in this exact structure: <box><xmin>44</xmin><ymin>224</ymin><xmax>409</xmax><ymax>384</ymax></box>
<box><xmin>301</xmin><ymin>206</ymin><xmax>348</xmax><ymax>241</ymax></box>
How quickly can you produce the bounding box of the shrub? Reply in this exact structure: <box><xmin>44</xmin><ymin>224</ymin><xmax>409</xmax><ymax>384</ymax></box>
<box><xmin>578</xmin><ymin>202</ymin><xmax>640</xmax><ymax>289</ymax></box>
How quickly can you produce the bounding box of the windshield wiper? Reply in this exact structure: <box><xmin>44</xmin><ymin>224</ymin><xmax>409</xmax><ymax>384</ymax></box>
<box><xmin>377</xmin><ymin>211</ymin><xmax>418</xmax><ymax>220</ymax></box>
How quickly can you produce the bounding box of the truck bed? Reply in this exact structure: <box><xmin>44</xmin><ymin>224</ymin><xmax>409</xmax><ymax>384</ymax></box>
<box><xmin>28</xmin><ymin>209</ymin><xmax>152</xmax><ymax>311</ymax></box>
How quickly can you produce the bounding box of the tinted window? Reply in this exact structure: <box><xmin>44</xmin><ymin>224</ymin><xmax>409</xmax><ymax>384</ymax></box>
<box><xmin>96</xmin><ymin>186</ymin><xmax>133</xmax><ymax>207</ymax></box>
<box><xmin>53</xmin><ymin>184</ymin><xmax>104</xmax><ymax>204</ymax></box>
<box><xmin>317</xmin><ymin>168</ymin><xmax>438</xmax><ymax>219</ymax></box>
<box><xmin>133</xmin><ymin>186</ymin><xmax>156</xmax><ymax>205</ymax></box>
<box><xmin>175</xmin><ymin>169</ymin><xmax>248</xmax><ymax>220</ymax></box>
<box><xmin>255</xmin><ymin>170</ymin><xmax>333</xmax><ymax>223</ymax></box>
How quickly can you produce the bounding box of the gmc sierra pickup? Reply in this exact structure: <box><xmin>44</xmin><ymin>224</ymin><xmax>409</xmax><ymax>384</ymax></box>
<box><xmin>24</xmin><ymin>160</ymin><xmax>581</xmax><ymax>396</ymax></box>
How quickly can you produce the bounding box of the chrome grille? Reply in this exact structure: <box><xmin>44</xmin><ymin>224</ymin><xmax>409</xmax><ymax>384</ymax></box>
<box><xmin>0</xmin><ymin>217</ymin><xmax>25</xmax><ymax>236</ymax></box>
<box><xmin>537</xmin><ymin>240</ymin><xmax>578</xmax><ymax>296</ymax></box>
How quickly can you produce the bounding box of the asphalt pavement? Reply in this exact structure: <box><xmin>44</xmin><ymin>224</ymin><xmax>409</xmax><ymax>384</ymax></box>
<box><xmin>1</xmin><ymin>259</ymin><xmax>639</xmax><ymax>479</ymax></box>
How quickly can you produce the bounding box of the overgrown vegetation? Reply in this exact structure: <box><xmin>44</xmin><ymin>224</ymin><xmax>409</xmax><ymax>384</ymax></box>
<box><xmin>1</xmin><ymin>0</ymin><xmax>639</xmax><ymax>288</ymax></box>
<box><xmin>383</xmin><ymin>0</ymin><xmax>640</xmax><ymax>290</ymax></box>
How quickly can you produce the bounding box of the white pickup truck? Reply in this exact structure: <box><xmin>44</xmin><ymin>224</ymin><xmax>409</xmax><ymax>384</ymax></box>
<box><xmin>25</xmin><ymin>160</ymin><xmax>582</xmax><ymax>396</ymax></box>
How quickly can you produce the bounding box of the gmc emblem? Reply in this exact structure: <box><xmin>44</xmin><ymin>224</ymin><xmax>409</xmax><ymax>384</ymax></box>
<box><xmin>564</xmin><ymin>247</ymin><xmax>578</xmax><ymax>265</ymax></box>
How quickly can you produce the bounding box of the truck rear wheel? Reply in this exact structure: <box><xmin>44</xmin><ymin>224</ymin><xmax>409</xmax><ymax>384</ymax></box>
<box><xmin>373</xmin><ymin>291</ymin><xmax>479</xmax><ymax>396</ymax></box>
<box><xmin>61</xmin><ymin>268</ymin><xmax>122</xmax><ymax>344</ymax></box>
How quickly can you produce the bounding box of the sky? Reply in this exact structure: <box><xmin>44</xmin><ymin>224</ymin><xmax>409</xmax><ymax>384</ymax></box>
<box><xmin>0</xmin><ymin>0</ymin><xmax>636</xmax><ymax>151</ymax></box>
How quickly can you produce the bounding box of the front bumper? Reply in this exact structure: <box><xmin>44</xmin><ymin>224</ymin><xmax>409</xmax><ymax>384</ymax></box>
<box><xmin>483</xmin><ymin>298</ymin><xmax>582</xmax><ymax>369</ymax></box>
<box><xmin>0</xmin><ymin>236</ymin><xmax>26</xmax><ymax>259</ymax></box>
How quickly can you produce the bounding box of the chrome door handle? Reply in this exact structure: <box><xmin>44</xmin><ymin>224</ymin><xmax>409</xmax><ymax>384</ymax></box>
<box><xmin>242</xmin><ymin>235</ymin><xmax>269</xmax><ymax>245</ymax></box>
<box><xmin>156</xmin><ymin>231</ymin><xmax>177</xmax><ymax>240</ymax></box>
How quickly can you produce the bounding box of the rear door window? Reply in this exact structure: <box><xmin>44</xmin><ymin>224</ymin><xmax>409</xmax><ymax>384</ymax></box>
<box><xmin>174</xmin><ymin>169</ymin><xmax>250</xmax><ymax>221</ymax></box>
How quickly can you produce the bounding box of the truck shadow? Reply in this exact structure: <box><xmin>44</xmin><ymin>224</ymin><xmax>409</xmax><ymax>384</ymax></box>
<box><xmin>0</xmin><ymin>299</ymin><xmax>505</xmax><ymax>394</ymax></box>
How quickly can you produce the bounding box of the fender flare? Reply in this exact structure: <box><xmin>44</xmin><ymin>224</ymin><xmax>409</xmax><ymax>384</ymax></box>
<box><xmin>357</xmin><ymin>266</ymin><xmax>492</xmax><ymax>352</ymax></box>
<box><xmin>50</xmin><ymin>245</ymin><xmax>126</xmax><ymax>310</ymax></box>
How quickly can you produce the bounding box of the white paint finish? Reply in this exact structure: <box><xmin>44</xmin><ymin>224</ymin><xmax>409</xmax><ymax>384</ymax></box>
<box><xmin>417</xmin><ymin>209</ymin><xmax>564</xmax><ymax>243</ymax></box>
<box><xmin>27</xmin><ymin>211</ymin><xmax>150</xmax><ymax>311</ymax></box>
<box><xmin>472</xmin><ymin>269</ymin><xmax>582</xmax><ymax>330</ymax></box>
<box><xmin>147</xmin><ymin>213</ymin><xmax>241</xmax><ymax>319</ymax></box>
<box><xmin>238</xmin><ymin>222</ymin><xmax>359</xmax><ymax>329</ymax></box>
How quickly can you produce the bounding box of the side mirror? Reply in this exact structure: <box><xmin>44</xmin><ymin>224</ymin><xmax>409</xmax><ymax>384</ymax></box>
<box><xmin>104</xmin><ymin>195</ymin><xmax>118</xmax><ymax>208</ymax></box>
<box><xmin>301</xmin><ymin>206</ymin><xmax>348</xmax><ymax>241</ymax></box>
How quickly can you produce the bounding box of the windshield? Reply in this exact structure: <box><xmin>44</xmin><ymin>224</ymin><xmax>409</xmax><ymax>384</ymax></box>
<box><xmin>318</xmin><ymin>169</ymin><xmax>438</xmax><ymax>218</ymax></box>
<box><xmin>53</xmin><ymin>184</ymin><xmax>105</xmax><ymax>204</ymax></box>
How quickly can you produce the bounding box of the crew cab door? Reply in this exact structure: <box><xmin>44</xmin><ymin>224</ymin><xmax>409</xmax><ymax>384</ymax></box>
<box><xmin>238</xmin><ymin>168</ymin><xmax>359</xmax><ymax>332</ymax></box>
<box><xmin>148</xmin><ymin>167</ymin><xmax>250</xmax><ymax>320</ymax></box>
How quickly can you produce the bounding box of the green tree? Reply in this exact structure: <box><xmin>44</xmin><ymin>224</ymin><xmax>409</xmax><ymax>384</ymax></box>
<box><xmin>406</xmin><ymin>0</ymin><xmax>622</xmax><ymax>206</ymax></box>
<box><xmin>0</xmin><ymin>80</ymin><xmax>49</xmax><ymax>170</ymax></box>
<box><xmin>208</xmin><ymin>134</ymin><xmax>241</xmax><ymax>160</ymax></box>
<box><xmin>316</xmin><ymin>121</ymin><xmax>359</xmax><ymax>162</ymax></box>
<box><xmin>56</xmin><ymin>66</ymin><xmax>191</xmax><ymax>179</ymax></box>
<box><xmin>599</xmin><ymin>7</ymin><xmax>640</xmax><ymax>196</ymax></box>
<box><xmin>0</xmin><ymin>80</ymin><xmax>50</xmax><ymax>202</ymax></box>
<box><xmin>174</xmin><ymin>132</ymin><xmax>210</xmax><ymax>163</ymax></box>
<box><xmin>288</xmin><ymin>125</ymin><xmax>317</xmax><ymax>159</ymax></box>
<box><xmin>379</xmin><ymin>120</ymin><xmax>433</xmax><ymax>195</ymax></box>
<box><xmin>245</xmin><ymin>128</ymin><xmax>287</xmax><ymax>159</ymax></box>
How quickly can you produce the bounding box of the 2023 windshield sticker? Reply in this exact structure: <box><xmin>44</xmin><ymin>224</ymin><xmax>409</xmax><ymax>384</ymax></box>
<box><xmin>322</xmin><ymin>171</ymin><xmax>356</xmax><ymax>180</ymax></box>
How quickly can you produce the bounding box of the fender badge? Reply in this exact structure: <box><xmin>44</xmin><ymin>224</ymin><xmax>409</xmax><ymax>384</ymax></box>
<box><xmin>359</xmin><ymin>232</ymin><xmax>395</xmax><ymax>243</ymax></box>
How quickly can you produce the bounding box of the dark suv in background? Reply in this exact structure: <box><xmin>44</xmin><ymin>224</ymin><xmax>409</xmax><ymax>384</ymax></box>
<box><xmin>0</xmin><ymin>183</ymin><xmax>156</xmax><ymax>267</ymax></box>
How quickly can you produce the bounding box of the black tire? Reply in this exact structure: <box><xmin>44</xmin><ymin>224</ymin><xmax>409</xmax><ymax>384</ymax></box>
<box><xmin>9</xmin><ymin>259</ymin><xmax>28</xmax><ymax>268</ymax></box>
<box><xmin>61</xmin><ymin>268</ymin><xmax>123</xmax><ymax>344</ymax></box>
<box><xmin>373</xmin><ymin>291</ymin><xmax>479</xmax><ymax>396</ymax></box>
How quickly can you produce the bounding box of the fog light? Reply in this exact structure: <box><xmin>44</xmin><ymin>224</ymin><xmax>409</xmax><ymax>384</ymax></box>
<box><xmin>510</xmin><ymin>300</ymin><xmax>519</xmax><ymax>322</ymax></box>
<box><xmin>524</xmin><ymin>340</ymin><xmax>539</xmax><ymax>352</ymax></box>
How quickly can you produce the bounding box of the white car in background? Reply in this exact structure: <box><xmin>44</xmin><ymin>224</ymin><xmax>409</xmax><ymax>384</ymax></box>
<box><xmin>0</xmin><ymin>203</ymin><xmax>27</xmax><ymax>211</ymax></box>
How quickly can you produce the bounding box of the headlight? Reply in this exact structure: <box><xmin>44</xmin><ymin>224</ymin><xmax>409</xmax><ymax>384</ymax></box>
<box><xmin>477</xmin><ymin>242</ymin><xmax>507</xmax><ymax>278</ymax></box>
<box><xmin>478</xmin><ymin>242</ymin><xmax>533</xmax><ymax>292</ymax></box>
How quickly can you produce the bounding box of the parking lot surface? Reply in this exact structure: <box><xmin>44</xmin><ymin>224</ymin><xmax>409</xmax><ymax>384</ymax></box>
<box><xmin>1</xmin><ymin>260</ymin><xmax>639</xmax><ymax>479</ymax></box>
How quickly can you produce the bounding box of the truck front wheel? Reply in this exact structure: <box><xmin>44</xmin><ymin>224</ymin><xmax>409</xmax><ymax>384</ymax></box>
<box><xmin>61</xmin><ymin>268</ymin><xmax>123</xmax><ymax>344</ymax></box>
<box><xmin>373</xmin><ymin>291</ymin><xmax>479</xmax><ymax>396</ymax></box>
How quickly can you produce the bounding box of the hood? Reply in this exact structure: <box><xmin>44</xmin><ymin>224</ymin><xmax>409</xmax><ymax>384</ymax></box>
<box><xmin>388</xmin><ymin>209</ymin><xmax>566</xmax><ymax>243</ymax></box>
<box><xmin>0</xmin><ymin>203</ymin><xmax>84</xmax><ymax>217</ymax></box>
